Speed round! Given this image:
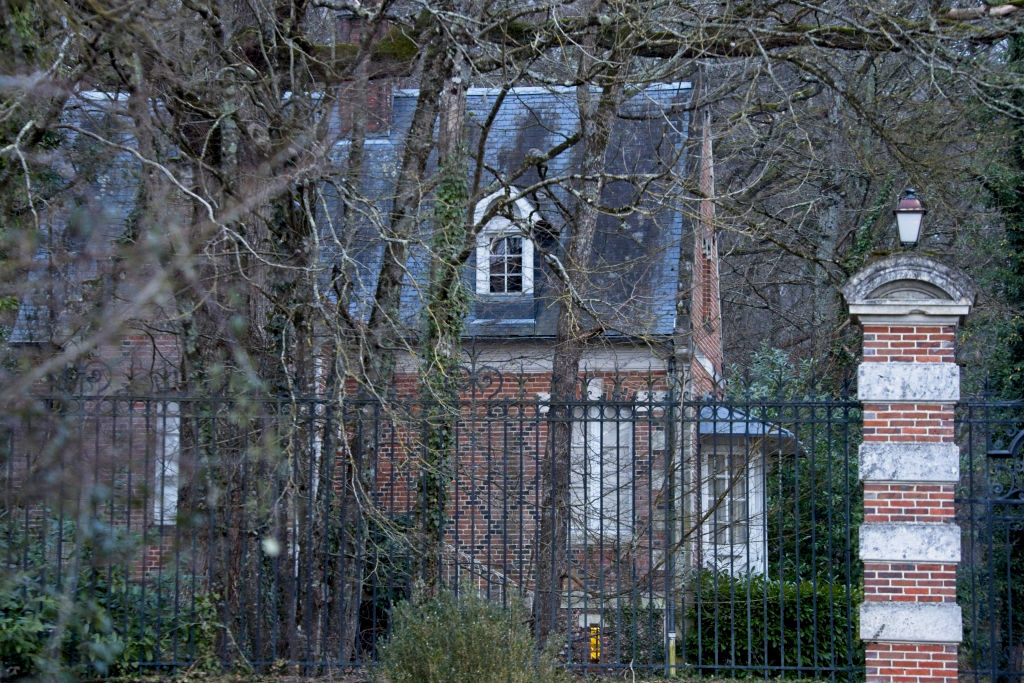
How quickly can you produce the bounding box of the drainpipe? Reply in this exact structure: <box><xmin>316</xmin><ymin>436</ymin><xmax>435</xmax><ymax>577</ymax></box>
<box><xmin>665</xmin><ymin>351</ymin><xmax>680</xmax><ymax>678</ymax></box>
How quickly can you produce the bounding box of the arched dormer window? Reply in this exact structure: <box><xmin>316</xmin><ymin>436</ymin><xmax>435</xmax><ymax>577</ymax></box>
<box><xmin>488</xmin><ymin>233</ymin><xmax>524</xmax><ymax>294</ymax></box>
<box><xmin>474</xmin><ymin>189</ymin><xmax>538</xmax><ymax>296</ymax></box>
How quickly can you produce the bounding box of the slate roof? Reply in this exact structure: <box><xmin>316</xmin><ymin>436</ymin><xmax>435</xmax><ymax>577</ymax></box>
<box><xmin>9</xmin><ymin>92</ymin><xmax>138</xmax><ymax>345</ymax></box>
<box><xmin>11</xmin><ymin>85</ymin><xmax>693</xmax><ymax>347</ymax></box>
<box><xmin>698</xmin><ymin>404</ymin><xmax>798</xmax><ymax>442</ymax></box>
<box><xmin>323</xmin><ymin>82</ymin><xmax>693</xmax><ymax>340</ymax></box>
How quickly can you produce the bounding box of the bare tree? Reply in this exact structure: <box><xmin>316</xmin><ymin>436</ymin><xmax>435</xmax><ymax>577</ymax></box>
<box><xmin>3</xmin><ymin>0</ymin><xmax>1024</xmax><ymax>669</ymax></box>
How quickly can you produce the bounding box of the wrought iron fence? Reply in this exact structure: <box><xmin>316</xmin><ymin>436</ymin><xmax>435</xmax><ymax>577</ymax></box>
<box><xmin>957</xmin><ymin>399</ymin><xmax>1024</xmax><ymax>683</ymax></box>
<box><xmin>0</xmin><ymin>367</ymin><xmax>865</xmax><ymax>679</ymax></box>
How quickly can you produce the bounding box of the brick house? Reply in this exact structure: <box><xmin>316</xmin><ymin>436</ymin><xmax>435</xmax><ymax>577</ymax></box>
<box><xmin>324</xmin><ymin>82</ymin><xmax>755</xmax><ymax>586</ymax></box>
<box><xmin>5</xmin><ymin>82</ymin><xmax>778</xmax><ymax>618</ymax></box>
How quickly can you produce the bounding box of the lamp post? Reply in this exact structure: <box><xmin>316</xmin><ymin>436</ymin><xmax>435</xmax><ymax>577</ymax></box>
<box><xmin>894</xmin><ymin>188</ymin><xmax>926</xmax><ymax>247</ymax></box>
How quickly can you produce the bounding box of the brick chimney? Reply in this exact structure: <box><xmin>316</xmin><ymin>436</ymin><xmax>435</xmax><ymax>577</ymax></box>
<box><xmin>689</xmin><ymin>110</ymin><xmax>724</xmax><ymax>398</ymax></box>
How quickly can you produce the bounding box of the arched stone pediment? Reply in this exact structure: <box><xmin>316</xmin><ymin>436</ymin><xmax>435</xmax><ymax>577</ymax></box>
<box><xmin>843</xmin><ymin>254</ymin><xmax>974</xmax><ymax>304</ymax></box>
<box><xmin>866</xmin><ymin>279</ymin><xmax>951</xmax><ymax>301</ymax></box>
<box><xmin>842</xmin><ymin>254</ymin><xmax>975</xmax><ymax>324</ymax></box>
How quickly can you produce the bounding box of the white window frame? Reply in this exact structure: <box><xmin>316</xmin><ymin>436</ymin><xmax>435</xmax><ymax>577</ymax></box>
<box><xmin>474</xmin><ymin>189</ymin><xmax>537</xmax><ymax>296</ymax></box>
<box><xmin>709</xmin><ymin>451</ymin><xmax>748</xmax><ymax>546</ymax></box>
<box><xmin>485</xmin><ymin>231</ymin><xmax>527</xmax><ymax>294</ymax></box>
<box><xmin>570</xmin><ymin>379</ymin><xmax>634</xmax><ymax>539</ymax></box>
<box><xmin>701</xmin><ymin>445</ymin><xmax>766</xmax><ymax>574</ymax></box>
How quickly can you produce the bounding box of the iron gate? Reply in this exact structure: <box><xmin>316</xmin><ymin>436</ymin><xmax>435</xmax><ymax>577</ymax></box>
<box><xmin>0</xmin><ymin>366</ymin><xmax>864</xmax><ymax>678</ymax></box>
<box><xmin>958</xmin><ymin>400</ymin><xmax>1024</xmax><ymax>683</ymax></box>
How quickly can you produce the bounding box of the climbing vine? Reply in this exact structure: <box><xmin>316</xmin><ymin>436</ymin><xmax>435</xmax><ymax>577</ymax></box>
<box><xmin>416</xmin><ymin>153</ymin><xmax>470</xmax><ymax>590</ymax></box>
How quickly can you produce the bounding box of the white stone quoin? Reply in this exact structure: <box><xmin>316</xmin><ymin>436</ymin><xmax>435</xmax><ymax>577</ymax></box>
<box><xmin>860</xmin><ymin>602</ymin><xmax>963</xmax><ymax>644</ymax></box>
<box><xmin>857</xmin><ymin>362</ymin><xmax>960</xmax><ymax>403</ymax></box>
<box><xmin>859</xmin><ymin>522</ymin><xmax>961</xmax><ymax>564</ymax></box>
<box><xmin>859</xmin><ymin>442</ymin><xmax>959</xmax><ymax>483</ymax></box>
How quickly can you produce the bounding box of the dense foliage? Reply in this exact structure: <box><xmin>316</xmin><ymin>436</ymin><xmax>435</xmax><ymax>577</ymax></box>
<box><xmin>0</xmin><ymin>516</ymin><xmax>216</xmax><ymax>679</ymax></box>
<box><xmin>968</xmin><ymin>39</ymin><xmax>1024</xmax><ymax>672</ymax></box>
<box><xmin>980</xmin><ymin>34</ymin><xmax>1024</xmax><ymax>401</ymax></box>
<box><xmin>685</xmin><ymin>570</ymin><xmax>863</xmax><ymax>679</ymax></box>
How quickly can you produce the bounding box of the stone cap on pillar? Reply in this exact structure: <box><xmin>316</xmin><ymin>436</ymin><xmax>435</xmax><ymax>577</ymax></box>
<box><xmin>842</xmin><ymin>254</ymin><xmax>975</xmax><ymax>325</ymax></box>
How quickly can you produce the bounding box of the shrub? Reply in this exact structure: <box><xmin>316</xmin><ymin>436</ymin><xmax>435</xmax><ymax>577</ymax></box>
<box><xmin>684</xmin><ymin>571</ymin><xmax>864</xmax><ymax>679</ymax></box>
<box><xmin>0</xmin><ymin>573</ymin><xmax>63</xmax><ymax>679</ymax></box>
<box><xmin>379</xmin><ymin>590</ymin><xmax>570</xmax><ymax>683</ymax></box>
<box><xmin>0</xmin><ymin>565</ymin><xmax>219</xmax><ymax>679</ymax></box>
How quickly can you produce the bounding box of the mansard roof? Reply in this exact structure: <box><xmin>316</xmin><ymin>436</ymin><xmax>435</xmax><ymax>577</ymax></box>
<box><xmin>323</xmin><ymin>82</ymin><xmax>693</xmax><ymax>340</ymax></box>
<box><xmin>9</xmin><ymin>92</ymin><xmax>139</xmax><ymax>345</ymax></box>
<box><xmin>10</xmin><ymin>84</ymin><xmax>694</xmax><ymax>348</ymax></box>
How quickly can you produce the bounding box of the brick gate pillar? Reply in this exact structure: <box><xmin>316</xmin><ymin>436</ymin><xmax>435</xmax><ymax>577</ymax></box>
<box><xmin>842</xmin><ymin>254</ymin><xmax>975</xmax><ymax>683</ymax></box>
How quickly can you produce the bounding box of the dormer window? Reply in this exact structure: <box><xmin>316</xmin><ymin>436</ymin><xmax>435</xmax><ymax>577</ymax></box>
<box><xmin>474</xmin><ymin>189</ymin><xmax>538</xmax><ymax>297</ymax></box>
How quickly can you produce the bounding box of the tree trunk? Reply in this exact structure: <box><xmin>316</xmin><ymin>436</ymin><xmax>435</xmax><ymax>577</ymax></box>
<box><xmin>534</xmin><ymin>65</ymin><xmax>623</xmax><ymax>642</ymax></box>
<box><xmin>337</xmin><ymin>13</ymin><xmax>455</xmax><ymax>659</ymax></box>
<box><xmin>416</xmin><ymin>43</ymin><xmax>470</xmax><ymax>595</ymax></box>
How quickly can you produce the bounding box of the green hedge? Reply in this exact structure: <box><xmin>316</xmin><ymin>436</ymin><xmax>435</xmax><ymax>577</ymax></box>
<box><xmin>0</xmin><ymin>565</ymin><xmax>217</xmax><ymax>679</ymax></box>
<box><xmin>684</xmin><ymin>571</ymin><xmax>863</xmax><ymax>678</ymax></box>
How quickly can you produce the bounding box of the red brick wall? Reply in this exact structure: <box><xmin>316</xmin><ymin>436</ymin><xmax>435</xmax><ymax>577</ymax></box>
<box><xmin>863</xmin><ymin>484</ymin><xmax>955</xmax><ymax>523</ymax></box>
<box><xmin>862</xmin><ymin>404</ymin><xmax>954</xmax><ymax>442</ymax></box>
<box><xmin>862</xmin><ymin>325</ymin><xmax>955</xmax><ymax>363</ymax></box>
<box><xmin>689</xmin><ymin>113</ymin><xmax>723</xmax><ymax>398</ymax></box>
<box><xmin>866</xmin><ymin>643</ymin><xmax>958</xmax><ymax>683</ymax></box>
<box><xmin>374</xmin><ymin>369</ymin><xmax>672</xmax><ymax>594</ymax></box>
<box><xmin>334</xmin><ymin>12</ymin><xmax>394</xmax><ymax>137</ymax></box>
<box><xmin>862</xmin><ymin>563</ymin><xmax>957</xmax><ymax>604</ymax></box>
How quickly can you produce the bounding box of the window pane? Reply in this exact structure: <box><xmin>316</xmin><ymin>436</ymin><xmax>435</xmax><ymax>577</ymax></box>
<box><xmin>709</xmin><ymin>452</ymin><xmax>749</xmax><ymax>546</ymax></box>
<box><xmin>714</xmin><ymin>505</ymin><xmax>730</xmax><ymax>544</ymax></box>
<box><xmin>732</xmin><ymin>498</ymin><xmax>748</xmax><ymax>543</ymax></box>
<box><xmin>487</xmin><ymin>235</ymin><xmax>525</xmax><ymax>293</ymax></box>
